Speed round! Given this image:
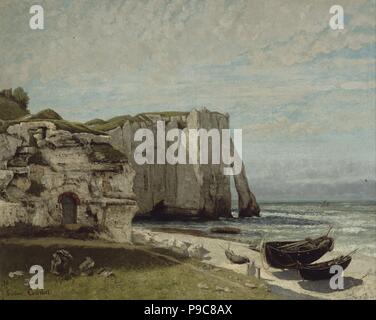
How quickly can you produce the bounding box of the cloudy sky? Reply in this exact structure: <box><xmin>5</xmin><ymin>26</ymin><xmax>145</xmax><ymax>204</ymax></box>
<box><xmin>0</xmin><ymin>0</ymin><xmax>375</xmax><ymax>201</ymax></box>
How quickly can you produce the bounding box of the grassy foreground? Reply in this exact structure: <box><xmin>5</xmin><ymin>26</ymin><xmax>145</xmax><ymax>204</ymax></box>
<box><xmin>0</xmin><ymin>237</ymin><xmax>275</xmax><ymax>300</ymax></box>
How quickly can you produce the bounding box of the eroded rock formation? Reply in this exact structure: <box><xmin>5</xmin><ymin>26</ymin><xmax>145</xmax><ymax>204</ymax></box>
<box><xmin>106</xmin><ymin>108</ymin><xmax>259</xmax><ymax>219</ymax></box>
<box><xmin>0</xmin><ymin>108</ymin><xmax>260</xmax><ymax>242</ymax></box>
<box><xmin>0</xmin><ymin>121</ymin><xmax>138</xmax><ymax>242</ymax></box>
<box><xmin>234</xmin><ymin>164</ymin><xmax>260</xmax><ymax>217</ymax></box>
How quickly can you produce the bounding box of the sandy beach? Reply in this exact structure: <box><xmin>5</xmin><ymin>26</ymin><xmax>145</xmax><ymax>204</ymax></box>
<box><xmin>133</xmin><ymin>227</ymin><xmax>376</xmax><ymax>300</ymax></box>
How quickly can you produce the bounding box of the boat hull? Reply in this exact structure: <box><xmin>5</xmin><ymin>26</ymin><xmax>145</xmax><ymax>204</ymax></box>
<box><xmin>264</xmin><ymin>237</ymin><xmax>334</xmax><ymax>269</ymax></box>
<box><xmin>298</xmin><ymin>256</ymin><xmax>352</xmax><ymax>281</ymax></box>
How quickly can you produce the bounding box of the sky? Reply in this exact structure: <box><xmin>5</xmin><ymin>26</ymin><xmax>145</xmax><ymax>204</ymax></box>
<box><xmin>0</xmin><ymin>0</ymin><xmax>375</xmax><ymax>201</ymax></box>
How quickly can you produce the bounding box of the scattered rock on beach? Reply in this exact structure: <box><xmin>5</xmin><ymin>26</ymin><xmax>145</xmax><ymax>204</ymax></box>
<box><xmin>198</xmin><ymin>283</ymin><xmax>209</xmax><ymax>290</ymax></box>
<box><xmin>215</xmin><ymin>286</ymin><xmax>231</xmax><ymax>293</ymax></box>
<box><xmin>188</xmin><ymin>243</ymin><xmax>209</xmax><ymax>260</ymax></box>
<box><xmin>8</xmin><ymin>270</ymin><xmax>24</xmax><ymax>278</ymax></box>
<box><xmin>132</xmin><ymin>229</ymin><xmax>154</xmax><ymax>244</ymax></box>
<box><xmin>166</xmin><ymin>239</ymin><xmax>190</xmax><ymax>257</ymax></box>
<box><xmin>50</xmin><ymin>249</ymin><xmax>73</xmax><ymax>278</ymax></box>
<box><xmin>79</xmin><ymin>257</ymin><xmax>95</xmax><ymax>276</ymax></box>
<box><xmin>244</xmin><ymin>282</ymin><xmax>257</xmax><ymax>289</ymax></box>
<box><xmin>97</xmin><ymin>267</ymin><xmax>115</xmax><ymax>278</ymax></box>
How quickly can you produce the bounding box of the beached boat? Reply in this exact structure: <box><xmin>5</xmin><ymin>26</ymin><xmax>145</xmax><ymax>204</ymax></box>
<box><xmin>225</xmin><ymin>248</ymin><xmax>250</xmax><ymax>264</ymax></box>
<box><xmin>210</xmin><ymin>227</ymin><xmax>241</xmax><ymax>234</ymax></box>
<box><xmin>262</xmin><ymin>231</ymin><xmax>334</xmax><ymax>269</ymax></box>
<box><xmin>298</xmin><ymin>255</ymin><xmax>352</xmax><ymax>280</ymax></box>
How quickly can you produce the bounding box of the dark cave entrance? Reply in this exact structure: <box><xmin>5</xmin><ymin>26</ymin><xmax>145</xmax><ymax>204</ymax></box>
<box><xmin>58</xmin><ymin>192</ymin><xmax>80</xmax><ymax>224</ymax></box>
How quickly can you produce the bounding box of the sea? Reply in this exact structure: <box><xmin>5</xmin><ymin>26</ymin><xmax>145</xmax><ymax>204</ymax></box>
<box><xmin>134</xmin><ymin>201</ymin><xmax>376</xmax><ymax>258</ymax></box>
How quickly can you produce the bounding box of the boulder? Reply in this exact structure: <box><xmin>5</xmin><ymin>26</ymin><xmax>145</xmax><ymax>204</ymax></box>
<box><xmin>79</xmin><ymin>257</ymin><xmax>95</xmax><ymax>276</ymax></box>
<box><xmin>97</xmin><ymin>267</ymin><xmax>115</xmax><ymax>278</ymax></box>
<box><xmin>187</xmin><ymin>243</ymin><xmax>209</xmax><ymax>260</ymax></box>
<box><xmin>50</xmin><ymin>249</ymin><xmax>74</xmax><ymax>278</ymax></box>
<box><xmin>8</xmin><ymin>270</ymin><xmax>25</xmax><ymax>279</ymax></box>
<box><xmin>165</xmin><ymin>238</ymin><xmax>190</xmax><ymax>257</ymax></box>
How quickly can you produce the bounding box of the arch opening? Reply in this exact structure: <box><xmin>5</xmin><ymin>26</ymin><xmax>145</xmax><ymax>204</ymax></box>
<box><xmin>58</xmin><ymin>192</ymin><xmax>80</xmax><ymax>224</ymax></box>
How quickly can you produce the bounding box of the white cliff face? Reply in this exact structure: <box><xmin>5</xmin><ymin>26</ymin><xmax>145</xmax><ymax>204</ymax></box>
<box><xmin>108</xmin><ymin>108</ymin><xmax>259</xmax><ymax>219</ymax></box>
<box><xmin>234</xmin><ymin>164</ymin><xmax>260</xmax><ymax>217</ymax></box>
<box><xmin>184</xmin><ymin>109</ymin><xmax>232</xmax><ymax>218</ymax></box>
<box><xmin>0</xmin><ymin>121</ymin><xmax>138</xmax><ymax>242</ymax></box>
<box><xmin>0</xmin><ymin>108</ymin><xmax>260</xmax><ymax>243</ymax></box>
<box><xmin>107</xmin><ymin>109</ymin><xmax>231</xmax><ymax>219</ymax></box>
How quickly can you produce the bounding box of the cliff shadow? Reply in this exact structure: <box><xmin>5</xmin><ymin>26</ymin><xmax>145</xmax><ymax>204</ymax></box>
<box><xmin>0</xmin><ymin>240</ymin><xmax>187</xmax><ymax>278</ymax></box>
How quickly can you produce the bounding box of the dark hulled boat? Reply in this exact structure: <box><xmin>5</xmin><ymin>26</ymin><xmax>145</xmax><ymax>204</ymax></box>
<box><xmin>225</xmin><ymin>249</ymin><xmax>250</xmax><ymax>264</ymax></box>
<box><xmin>262</xmin><ymin>234</ymin><xmax>334</xmax><ymax>269</ymax></box>
<box><xmin>298</xmin><ymin>255</ymin><xmax>352</xmax><ymax>281</ymax></box>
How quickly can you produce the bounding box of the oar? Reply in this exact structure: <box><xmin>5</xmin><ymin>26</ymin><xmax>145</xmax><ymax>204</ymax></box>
<box><xmin>325</xmin><ymin>225</ymin><xmax>333</xmax><ymax>236</ymax></box>
<box><xmin>278</xmin><ymin>240</ymin><xmax>309</xmax><ymax>249</ymax></box>
<box><xmin>219</xmin><ymin>242</ymin><xmax>232</xmax><ymax>252</ymax></box>
<box><xmin>278</xmin><ymin>238</ymin><xmax>320</xmax><ymax>250</ymax></box>
<box><xmin>345</xmin><ymin>248</ymin><xmax>358</xmax><ymax>257</ymax></box>
<box><xmin>278</xmin><ymin>226</ymin><xmax>333</xmax><ymax>250</ymax></box>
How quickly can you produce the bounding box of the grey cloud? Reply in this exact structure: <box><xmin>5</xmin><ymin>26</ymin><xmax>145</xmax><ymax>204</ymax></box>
<box><xmin>0</xmin><ymin>0</ymin><xmax>374</xmax><ymax>201</ymax></box>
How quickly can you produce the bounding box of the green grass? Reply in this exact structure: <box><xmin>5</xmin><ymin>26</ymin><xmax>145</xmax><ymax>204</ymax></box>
<box><xmin>85</xmin><ymin>119</ymin><xmax>106</xmax><ymax>126</ymax></box>
<box><xmin>91</xmin><ymin>111</ymin><xmax>190</xmax><ymax>132</ymax></box>
<box><xmin>0</xmin><ymin>103</ymin><xmax>107</xmax><ymax>135</ymax></box>
<box><xmin>0</xmin><ymin>237</ymin><xmax>275</xmax><ymax>300</ymax></box>
<box><xmin>1</xmin><ymin>105</ymin><xmax>191</xmax><ymax>135</ymax></box>
<box><xmin>0</xmin><ymin>96</ymin><xmax>29</xmax><ymax>120</ymax></box>
<box><xmin>29</xmin><ymin>109</ymin><xmax>63</xmax><ymax>120</ymax></box>
<box><xmin>0</xmin><ymin>106</ymin><xmax>225</xmax><ymax>137</ymax></box>
<box><xmin>141</xmin><ymin>111</ymin><xmax>189</xmax><ymax>117</ymax></box>
<box><xmin>92</xmin><ymin>115</ymin><xmax>134</xmax><ymax>132</ymax></box>
<box><xmin>49</xmin><ymin>120</ymin><xmax>106</xmax><ymax>135</ymax></box>
<box><xmin>0</xmin><ymin>119</ymin><xmax>106</xmax><ymax>135</ymax></box>
<box><xmin>88</xmin><ymin>143</ymin><xmax>127</xmax><ymax>163</ymax></box>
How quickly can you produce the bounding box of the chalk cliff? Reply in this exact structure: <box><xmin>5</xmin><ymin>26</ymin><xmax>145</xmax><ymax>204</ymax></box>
<box><xmin>0</xmin><ymin>107</ymin><xmax>259</xmax><ymax>242</ymax></box>
<box><xmin>98</xmin><ymin>108</ymin><xmax>260</xmax><ymax>218</ymax></box>
<box><xmin>0</xmin><ymin>120</ymin><xmax>137</xmax><ymax>241</ymax></box>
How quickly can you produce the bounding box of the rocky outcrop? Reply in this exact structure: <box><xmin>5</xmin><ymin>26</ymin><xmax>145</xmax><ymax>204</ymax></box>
<box><xmin>0</xmin><ymin>108</ymin><xmax>260</xmax><ymax>242</ymax></box>
<box><xmin>0</xmin><ymin>121</ymin><xmax>138</xmax><ymax>242</ymax></box>
<box><xmin>234</xmin><ymin>164</ymin><xmax>260</xmax><ymax>217</ymax></box>
<box><xmin>106</xmin><ymin>108</ymin><xmax>259</xmax><ymax>219</ymax></box>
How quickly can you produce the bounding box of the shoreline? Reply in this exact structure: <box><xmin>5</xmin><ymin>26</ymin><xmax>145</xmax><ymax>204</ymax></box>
<box><xmin>133</xmin><ymin>226</ymin><xmax>376</xmax><ymax>300</ymax></box>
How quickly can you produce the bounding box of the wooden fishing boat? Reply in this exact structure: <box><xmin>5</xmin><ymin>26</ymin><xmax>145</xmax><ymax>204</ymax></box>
<box><xmin>298</xmin><ymin>255</ymin><xmax>352</xmax><ymax>281</ymax></box>
<box><xmin>210</xmin><ymin>227</ymin><xmax>241</xmax><ymax>234</ymax></box>
<box><xmin>225</xmin><ymin>249</ymin><xmax>250</xmax><ymax>264</ymax></box>
<box><xmin>262</xmin><ymin>231</ymin><xmax>334</xmax><ymax>269</ymax></box>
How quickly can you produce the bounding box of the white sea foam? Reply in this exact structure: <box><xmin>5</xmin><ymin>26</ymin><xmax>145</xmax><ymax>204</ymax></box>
<box><xmin>135</xmin><ymin>202</ymin><xmax>376</xmax><ymax>258</ymax></box>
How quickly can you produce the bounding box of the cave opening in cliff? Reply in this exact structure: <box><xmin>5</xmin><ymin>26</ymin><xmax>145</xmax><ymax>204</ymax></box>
<box><xmin>58</xmin><ymin>192</ymin><xmax>80</xmax><ymax>225</ymax></box>
<box><xmin>150</xmin><ymin>200</ymin><xmax>166</xmax><ymax>217</ymax></box>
